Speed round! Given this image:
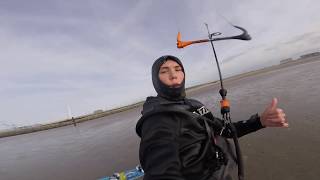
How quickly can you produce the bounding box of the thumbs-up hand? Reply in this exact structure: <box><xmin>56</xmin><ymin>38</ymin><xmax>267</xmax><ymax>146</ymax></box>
<box><xmin>260</xmin><ymin>98</ymin><xmax>289</xmax><ymax>127</ymax></box>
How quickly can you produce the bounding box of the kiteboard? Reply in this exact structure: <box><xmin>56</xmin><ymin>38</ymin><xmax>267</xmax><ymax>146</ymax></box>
<box><xmin>98</xmin><ymin>165</ymin><xmax>144</xmax><ymax>180</ymax></box>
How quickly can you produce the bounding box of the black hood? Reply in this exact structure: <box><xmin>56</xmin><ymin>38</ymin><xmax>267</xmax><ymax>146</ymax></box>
<box><xmin>152</xmin><ymin>55</ymin><xmax>186</xmax><ymax>100</ymax></box>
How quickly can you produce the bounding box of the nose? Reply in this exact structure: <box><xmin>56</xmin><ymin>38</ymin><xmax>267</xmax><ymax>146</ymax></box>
<box><xmin>168</xmin><ymin>69</ymin><xmax>177</xmax><ymax>80</ymax></box>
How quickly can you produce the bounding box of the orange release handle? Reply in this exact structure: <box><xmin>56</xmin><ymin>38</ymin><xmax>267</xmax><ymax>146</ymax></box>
<box><xmin>220</xmin><ymin>99</ymin><xmax>230</xmax><ymax>108</ymax></box>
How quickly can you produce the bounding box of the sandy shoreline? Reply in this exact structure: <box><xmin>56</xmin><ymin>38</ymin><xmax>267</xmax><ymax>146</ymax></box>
<box><xmin>1</xmin><ymin>56</ymin><xmax>319</xmax><ymax>138</ymax></box>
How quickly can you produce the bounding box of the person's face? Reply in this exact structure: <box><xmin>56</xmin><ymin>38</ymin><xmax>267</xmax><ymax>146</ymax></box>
<box><xmin>158</xmin><ymin>60</ymin><xmax>184</xmax><ymax>87</ymax></box>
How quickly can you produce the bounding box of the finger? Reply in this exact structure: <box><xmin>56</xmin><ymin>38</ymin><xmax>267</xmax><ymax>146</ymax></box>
<box><xmin>267</xmin><ymin>118</ymin><xmax>287</xmax><ymax>125</ymax></box>
<box><xmin>264</xmin><ymin>116</ymin><xmax>289</xmax><ymax>127</ymax></box>
<box><xmin>266</xmin><ymin>121</ymin><xmax>287</xmax><ymax>127</ymax></box>
<box><xmin>276</xmin><ymin>108</ymin><xmax>283</xmax><ymax>114</ymax></box>
<box><xmin>267</xmin><ymin>111</ymin><xmax>283</xmax><ymax>116</ymax></box>
<box><xmin>264</xmin><ymin>121</ymin><xmax>283</xmax><ymax>127</ymax></box>
<box><xmin>281</xmin><ymin>118</ymin><xmax>288</xmax><ymax>123</ymax></box>
<box><xmin>282</xmin><ymin>122</ymin><xmax>289</xmax><ymax>127</ymax></box>
<box><xmin>267</xmin><ymin>112</ymin><xmax>286</xmax><ymax>119</ymax></box>
<box><xmin>269</xmin><ymin>97</ymin><xmax>278</xmax><ymax>111</ymax></box>
<box><xmin>266</xmin><ymin>117</ymin><xmax>286</xmax><ymax>123</ymax></box>
<box><xmin>267</xmin><ymin>113</ymin><xmax>285</xmax><ymax>119</ymax></box>
<box><xmin>267</xmin><ymin>108</ymin><xmax>284</xmax><ymax>115</ymax></box>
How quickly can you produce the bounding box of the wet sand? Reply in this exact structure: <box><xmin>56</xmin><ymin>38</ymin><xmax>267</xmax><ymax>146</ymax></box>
<box><xmin>1</xmin><ymin>58</ymin><xmax>320</xmax><ymax>180</ymax></box>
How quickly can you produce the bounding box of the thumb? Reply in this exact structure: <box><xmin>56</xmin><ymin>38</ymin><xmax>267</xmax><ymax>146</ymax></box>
<box><xmin>269</xmin><ymin>97</ymin><xmax>278</xmax><ymax>110</ymax></box>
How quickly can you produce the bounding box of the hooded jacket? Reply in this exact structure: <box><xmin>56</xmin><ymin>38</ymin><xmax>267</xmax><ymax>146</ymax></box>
<box><xmin>136</xmin><ymin>96</ymin><xmax>263</xmax><ymax>180</ymax></box>
<box><xmin>136</xmin><ymin>55</ymin><xmax>264</xmax><ymax>180</ymax></box>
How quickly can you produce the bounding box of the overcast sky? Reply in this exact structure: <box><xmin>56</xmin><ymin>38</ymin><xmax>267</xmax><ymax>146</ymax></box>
<box><xmin>1</xmin><ymin>0</ymin><xmax>320</xmax><ymax>129</ymax></box>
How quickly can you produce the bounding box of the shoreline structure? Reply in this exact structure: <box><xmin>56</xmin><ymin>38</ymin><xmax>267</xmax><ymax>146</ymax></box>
<box><xmin>1</xmin><ymin>56</ymin><xmax>319</xmax><ymax>138</ymax></box>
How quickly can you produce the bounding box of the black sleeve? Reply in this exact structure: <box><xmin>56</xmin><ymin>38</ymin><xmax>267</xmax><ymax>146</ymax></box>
<box><xmin>220</xmin><ymin>113</ymin><xmax>265</xmax><ymax>138</ymax></box>
<box><xmin>139</xmin><ymin>113</ymin><xmax>185</xmax><ymax>180</ymax></box>
<box><xmin>233</xmin><ymin>113</ymin><xmax>265</xmax><ymax>137</ymax></box>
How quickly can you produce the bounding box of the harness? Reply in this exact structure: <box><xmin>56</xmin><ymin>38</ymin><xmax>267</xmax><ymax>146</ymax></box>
<box><xmin>139</xmin><ymin>104</ymin><xmax>228</xmax><ymax>172</ymax></box>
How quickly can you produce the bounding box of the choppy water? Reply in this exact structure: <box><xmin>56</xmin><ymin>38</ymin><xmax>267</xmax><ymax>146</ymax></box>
<box><xmin>0</xmin><ymin>59</ymin><xmax>320</xmax><ymax>180</ymax></box>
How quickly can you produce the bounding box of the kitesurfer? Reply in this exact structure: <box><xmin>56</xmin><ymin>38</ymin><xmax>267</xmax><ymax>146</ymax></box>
<box><xmin>136</xmin><ymin>55</ymin><xmax>288</xmax><ymax>180</ymax></box>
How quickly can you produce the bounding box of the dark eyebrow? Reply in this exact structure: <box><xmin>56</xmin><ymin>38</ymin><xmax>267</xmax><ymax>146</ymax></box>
<box><xmin>159</xmin><ymin>67</ymin><xmax>169</xmax><ymax>70</ymax></box>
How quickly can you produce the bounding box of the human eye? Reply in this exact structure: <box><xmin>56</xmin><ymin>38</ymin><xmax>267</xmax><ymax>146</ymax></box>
<box><xmin>159</xmin><ymin>68</ymin><xmax>168</xmax><ymax>74</ymax></box>
<box><xmin>175</xmin><ymin>66</ymin><xmax>182</xmax><ymax>71</ymax></box>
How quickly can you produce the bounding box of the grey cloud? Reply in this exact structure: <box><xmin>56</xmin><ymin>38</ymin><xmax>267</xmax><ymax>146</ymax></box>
<box><xmin>1</xmin><ymin>0</ymin><xmax>320</xmax><ymax>129</ymax></box>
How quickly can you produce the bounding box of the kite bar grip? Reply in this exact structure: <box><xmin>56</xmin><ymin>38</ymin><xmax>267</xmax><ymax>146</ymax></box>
<box><xmin>177</xmin><ymin>32</ymin><xmax>209</xmax><ymax>48</ymax></box>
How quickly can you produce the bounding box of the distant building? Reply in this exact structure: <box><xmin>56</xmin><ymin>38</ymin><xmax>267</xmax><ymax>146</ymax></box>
<box><xmin>300</xmin><ymin>52</ymin><xmax>320</xmax><ymax>59</ymax></box>
<box><xmin>280</xmin><ymin>58</ymin><xmax>293</xmax><ymax>64</ymax></box>
<box><xmin>93</xmin><ymin>109</ymin><xmax>104</xmax><ymax>114</ymax></box>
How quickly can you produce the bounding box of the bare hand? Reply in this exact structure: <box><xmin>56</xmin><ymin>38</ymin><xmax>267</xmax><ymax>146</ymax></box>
<box><xmin>260</xmin><ymin>98</ymin><xmax>289</xmax><ymax>128</ymax></box>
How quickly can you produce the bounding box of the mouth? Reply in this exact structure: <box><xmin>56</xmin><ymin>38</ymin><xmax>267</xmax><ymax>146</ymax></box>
<box><xmin>169</xmin><ymin>84</ymin><xmax>182</xmax><ymax>88</ymax></box>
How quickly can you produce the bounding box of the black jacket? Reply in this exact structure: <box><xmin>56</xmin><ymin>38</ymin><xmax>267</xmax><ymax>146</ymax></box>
<box><xmin>136</xmin><ymin>96</ymin><xmax>264</xmax><ymax>180</ymax></box>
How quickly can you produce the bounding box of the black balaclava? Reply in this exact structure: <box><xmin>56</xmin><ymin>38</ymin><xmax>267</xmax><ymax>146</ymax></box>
<box><xmin>152</xmin><ymin>55</ymin><xmax>186</xmax><ymax>100</ymax></box>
